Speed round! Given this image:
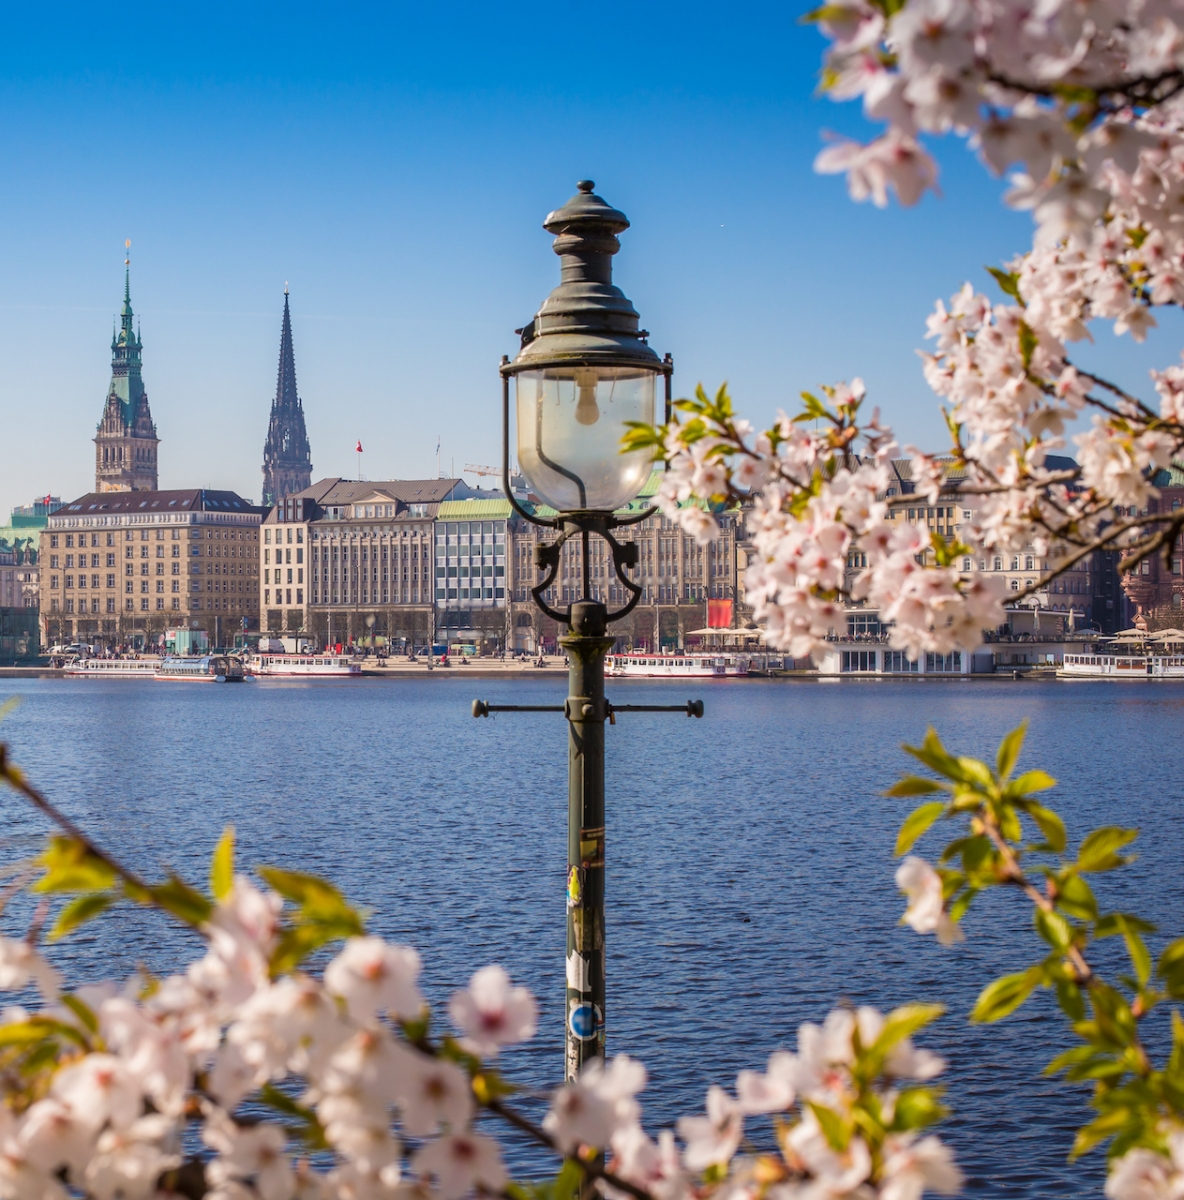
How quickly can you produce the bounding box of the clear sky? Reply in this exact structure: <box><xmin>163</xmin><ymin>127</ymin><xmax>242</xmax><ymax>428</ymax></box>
<box><xmin>0</xmin><ymin>1</ymin><xmax>1177</xmax><ymax>518</ymax></box>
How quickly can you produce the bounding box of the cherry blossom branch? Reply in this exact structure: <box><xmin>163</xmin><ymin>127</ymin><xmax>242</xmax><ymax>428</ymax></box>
<box><xmin>983</xmin><ymin>66</ymin><xmax>1184</xmax><ymax>111</ymax></box>
<box><xmin>0</xmin><ymin>745</ymin><xmax>150</xmax><ymax>895</ymax></box>
<box><xmin>978</xmin><ymin>812</ymin><xmax>1096</xmax><ymax>988</ymax></box>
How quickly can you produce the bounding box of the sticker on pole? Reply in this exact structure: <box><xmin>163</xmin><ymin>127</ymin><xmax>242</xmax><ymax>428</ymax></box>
<box><xmin>568</xmin><ymin>1002</ymin><xmax>602</xmax><ymax>1041</ymax></box>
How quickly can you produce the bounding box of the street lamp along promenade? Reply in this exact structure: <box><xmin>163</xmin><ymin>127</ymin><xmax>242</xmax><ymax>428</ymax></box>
<box><xmin>472</xmin><ymin>181</ymin><xmax>704</xmax><ymax>1083</ymax></box>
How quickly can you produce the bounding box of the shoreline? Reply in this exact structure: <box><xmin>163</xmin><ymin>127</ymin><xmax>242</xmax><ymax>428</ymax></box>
<box><xmin>0</xmin><ymin>664</ymin><xmax>1098</xmax><ymax>682</ymax></box>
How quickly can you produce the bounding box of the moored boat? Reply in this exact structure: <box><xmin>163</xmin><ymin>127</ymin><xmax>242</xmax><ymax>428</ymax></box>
<box><xmin>155</xmin><ymin>655</ymin><xmax>246</xmax><ymax>682</ymax></box>
<box><xmin>605</xmin><ymin>651</ymin><xmax>748</xmax><ymax>678</ymax></box>
<box><xmin>1057</xmin><ymin>653</ymin><xmax>1184</xmax><ymax>678</ymax></box>
<box><xmin>245</xmin><ymin>653</ymin><xmax>360</xmax><ymax>677</ymax></box>
<box><xmin>63</xmin><ymin>658</ymin><xmax>160</xmax><ymax>677</ymax></box>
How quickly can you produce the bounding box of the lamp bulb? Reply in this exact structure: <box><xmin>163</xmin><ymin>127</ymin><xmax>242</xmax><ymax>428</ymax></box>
<box><xmin>574</xmin><ymin>370</ymin><xmax>600</xmax><ymax>426</ymax></box>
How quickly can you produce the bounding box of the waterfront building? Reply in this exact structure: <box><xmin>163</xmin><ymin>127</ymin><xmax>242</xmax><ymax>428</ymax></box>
<box><xmin>39</xmin><ymin>489</ymin><xmax>262</xmax><ymax>649</ymax></box>
<box><xmin>260</xmin><ymin>477</ymin><xmax>469</xmax><ymax>647</ymax></box>
<box><xmin>0</xmin><ymin>605</ymin><xmax>37</xmax><ymax>664</ymax></box>
<box><xmin>94</xmin><ymin>264</ymin><xmax>159</xmax><ymax>493</ymax></box>
<box><xmin>0</xmin><ymin>497</ymin><xmax>52</xmax><ymax>619</ymax></box>
<box><xmin>0</xmin><ymin>540</ymin><xmax>38</xmax><ymax>613</ymax></box>
<box><xmin>434</xmin><ymin>498</ymin><xmax>511</xmax><ymax>651</ymax></box>
<box><xmin>261</xmin><ymin>289</ymin><xmax>313</xmax><ymax>506</ymax></box>
<box><xmin>1116</xmin><ymin>467</ymin><xmax>1184</xmax><ymax>626</ymax></box>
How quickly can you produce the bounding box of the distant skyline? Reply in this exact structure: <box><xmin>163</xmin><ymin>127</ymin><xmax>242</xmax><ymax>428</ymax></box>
<box><xmin>1</xmin><ymin>1</ymin><xmax>1180</xmax><ymax>520</ymax></box>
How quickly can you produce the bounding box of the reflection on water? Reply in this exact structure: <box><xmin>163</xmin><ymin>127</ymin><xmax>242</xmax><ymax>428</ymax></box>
<box><xmin>2</xmin><ymin>675</ymin><xmax>1182</xmax><ymax>1196</ymax></box>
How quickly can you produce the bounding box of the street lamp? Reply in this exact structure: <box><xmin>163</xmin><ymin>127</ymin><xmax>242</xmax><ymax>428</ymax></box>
<box><xmin>473</xmin><ymin>181</ymin><xmax>702</xmax><ymax>1082</ymax></box>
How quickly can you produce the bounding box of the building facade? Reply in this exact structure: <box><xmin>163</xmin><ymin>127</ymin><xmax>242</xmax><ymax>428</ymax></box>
<box><xmin>433</xmin><ymin>499</ymin><xmax>511</xmax><ymax>650</ymax></box>
<box><xmin>261</xmin><ymin>289</ymin><xmax>313</xmax><ymax>506</ymax></box>
<box><xmin>39</xmin><ymin>489</ymin><xmax>262</xmax><ymax>649</ymax></box>
<box><xmin>94</xmin><ymin>266</ymin><xmax>159</xmax><ymax>493</ymax></box>
<box><xmin>1115</xmin><ymin>469</ymin><xmax>1184</xmax><ymax>626</ymax></box>
<box><xmin>260</xmin><ymin>478</ymin><xmax>470</xmax><ymax>646</ymax></box>
<box><xmin>0</xmin><ymin>541</ymin><xmax>37</xmax><ymax>613</ymax></box>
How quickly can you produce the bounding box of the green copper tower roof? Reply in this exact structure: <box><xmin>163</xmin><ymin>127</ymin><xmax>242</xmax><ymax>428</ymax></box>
<box><xmin>108</xmin><ymin>262</ymin><xmax>146</xmax><ymax>427</ymax></box>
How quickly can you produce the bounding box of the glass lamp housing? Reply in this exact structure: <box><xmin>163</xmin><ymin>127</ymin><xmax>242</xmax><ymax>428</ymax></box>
<box><xmin>515</xmin><ymin>365</ymin><xmax>656</xmax><ymax>512</ymax></box>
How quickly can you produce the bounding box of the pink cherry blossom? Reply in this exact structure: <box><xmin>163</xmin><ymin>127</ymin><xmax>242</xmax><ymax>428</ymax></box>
<box><xmin>447</xmin><ymin>965</ymin><xmax>536</xmax><ymax>1058</ymax></box>
<box><xmin>676</xmin><ymin>1086</ymin><xmax>743</xmax><ymax>1172</ymax></box>
<box><xmin>411</xmin><ymin>1132</ymin><xmax>505</xmax><ymax>1200</ymax></box>
<box><xmin>896</xmin><ymin>857</ymin><xmax>963</xmax><ymax>946</ymax></box>
<box><xmin>324</xmin><ymin>937</ymin><xmax>423</xmax><ymax>1022</ymax></box>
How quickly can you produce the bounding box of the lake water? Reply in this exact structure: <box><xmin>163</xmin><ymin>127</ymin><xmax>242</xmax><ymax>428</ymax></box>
<box><xmin>1</xmin><ymin>673</ymin><xmax>1182</xmax><ymax>1197</ymax></box>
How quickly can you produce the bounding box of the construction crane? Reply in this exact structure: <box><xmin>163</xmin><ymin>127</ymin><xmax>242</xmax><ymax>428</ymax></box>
<box><xmin>463</xmin><ymin>464</ymin><xmax>501</xmax><ymax>478</ymax></box>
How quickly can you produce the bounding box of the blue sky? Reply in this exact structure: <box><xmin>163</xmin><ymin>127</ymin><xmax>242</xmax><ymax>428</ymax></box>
<box><xmin>0</xmin><ymin>1</ymin><xmax>1176</xmax><ymax>517</ymax></box>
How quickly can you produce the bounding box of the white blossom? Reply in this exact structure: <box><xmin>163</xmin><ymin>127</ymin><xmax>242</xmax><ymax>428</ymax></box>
<box><xmin>880</xmin><ymin>1134</ymin><xmax>963</xmax><ymax>1200</ymax></box>
<box><xmin>447</xmin><ymin>965</ymin><xmax>536</xmax><ymax>1058</ymax></box>
<box><xmin>676</xmin><ymin>1086</ymin><xmax>743</xmax><ymax>1172</ymax></box>
<box><xmin>544</xmin><ymin>1055</ymin><xmax>646</xmax><ymax>1153</ymax></box>
<box><xmin>895</xmin><ymin>856</ymin><xmax>963</xmax><ymax>946</ymax></box>
<box><xmin>325</xmin><ymin>938</ymin><xmax>424</xmax><ymax>1022</ymax></box>
<box><xmin>411</xmin><ymin>1133</ymin><xmax>505</xmax><ymax>1200</ymax></box>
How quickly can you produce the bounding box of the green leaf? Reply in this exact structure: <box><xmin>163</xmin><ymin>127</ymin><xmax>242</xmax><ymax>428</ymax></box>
<box><xmin>1034</xmin><ymin>908</ymin><xmax>1073</xmax><ymax>952</ymax></box>
<box><xmin>894</xmin><ymin>802</ymin><xmax>946</xmax><ymax>856</ymax></box>
<box><xmin>49</xmin><ymin>892</ymin><xmax>116</xmax><ymax>941</ymax></box>
<box><xmin>1054</xmin><ymin>979</ymin><xmax>1085</xmax><ymax>1022</ymax></box>
<box><xmin>1011</xmin><ymin>770</ymin><xmax>1057</xmax><ymax>794</ymax></box>
<box><xmin>995</xmin><ymin>723</ymin><xmax>1027</xmax><ymax>779</ymax></box>
<box><xmin>870</xmin><ymin>1003</ymin><xmax>944</xmax><ymax>1058</ymax></box>
<box><xmin>1027</xmin><ymin>804</ymin><xmax>1066</xmax><ymax>853</ymax></box>
<box><xmin>903</xmin><ymin>729</ymin><xmax>963</xmax><ymax>782</ymax></box>
<box><xmin>31</xmin><ymin>837</ymin><xmax>116</xmax><ymax>895</ymax></box>
<box><xmin>807</xmin><ymin>1102</ymin><xmax>851</xmax><ymax>1152</ymax></box>
<box><xmin>147</xmin><ymin>875</ymin><xmax>212</xmax><ymax>926</ymax></box>
<box><xmin>553</xmin><ymin>1159</ymin><xmax>584</xmax><ymax>1200</ymax></box>
<box><xmin>258</xmin><ymin>1083</ymin><xmax>329</xmax><ymax>1151</ymax></box>
<box><xmin>0</xmin><ymin>1016</ymin><xmax>88</xmax><ymax>1049</ymax></box>
<box><xmin>884</xmin><ymin>777</ymin><xmax>945</xmax><ymax>798</ymax></box>
<box><xmin>889</xmin><ymin>1087</ymin><xmax>947</xmax><ymax>1131</ymax></box>
<box><xmin>1159</xmin><ymin>938</ymin><xmax>1184</xmax><ymax>993</ymax></box>
<box><xmin>1018</xmin><ymin>320</ymin><xmax>1038</xmax><ymax>370</ymax></box>
<box><xmin>210</xmin><ymin>826</ymin><xmax>235</xmax><ymax>902</ymax></box>
<box><xmin>58</xmin><ymin>993</ymin><xmax>98</xmax><ymax>1034</ymax></box>
<box><xmin>1056</xmin><ymin>874</ymin><xmax>1097</xmax><ymax>921</ymax></box>
<box><xmin>258</xmin><ymin>867</ymin><xmax>351</xmax><ymax>913</ymax></box>
<box><xmin>1077</xmin><ymin>828</ymin><xmax>1138</xmax><ymax>873</ymax></box>
<box><xmin>1095</xmin><ymin>913</ymin><xmax>1156</xmax><ymax>938</ymax></box>
<box><xmin>986</xmin><ymin>266</ymin><xmax>1023</xmax><ymax>302</ymax></box>
<box><xmin>1124</xmin><ymin>932</ymin><xmax>1152</xmax><ymax>987</ymax></box>
<box><xmin>270</xmin><ymin>925</ymin><xmax>340</xmax><ymax>976</ymax></box>
<box><xmin>1070</xmin><ymin>1107</ymin><xmax>1131</xmax><ymax>1159</ymax></box>
<box><xmin>971</xmin><ymin>968</ymin><xmax>1041</xmax><ymax>1023</ymax></box>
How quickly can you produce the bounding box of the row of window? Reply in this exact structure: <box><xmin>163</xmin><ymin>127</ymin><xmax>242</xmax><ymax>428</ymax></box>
<box><xmin>49</xmin><ymin>596</ymin><xmax>231</xmax><ymax>615</ymax></box>
<box><xmin>438</xmin><ymin>588</ymin><xmax>505</xmax><ymax>601</ymax></box>
<box><xmin>840</xmin><ymin>650</ymin><xmax>962</xmax><ymax>673</ymax></box>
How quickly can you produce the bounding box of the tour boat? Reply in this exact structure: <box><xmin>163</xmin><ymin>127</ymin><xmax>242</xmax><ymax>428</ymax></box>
<box><xmin>245</xmin><ymin>653</ymin><xmax>360</xmax><ymax>677</ymax></box>
<box><xmin>605</xmin><ymin>651</ymin><xmax>749</xmax><ymax>678</ymax></box>
<box><xmin>63</xmin><ymin>658</ymin><xmax>160</xmax><ymax>677</ymax></box>
<box><xmin>1059</xmin><ymin>653</ymin><xmax>1184</xmax><ymax>678</ymax></box>
<box><xmin>155</xmin><ymin>655</ymin><xmax>246</xmax><ymax>682</ymax></box>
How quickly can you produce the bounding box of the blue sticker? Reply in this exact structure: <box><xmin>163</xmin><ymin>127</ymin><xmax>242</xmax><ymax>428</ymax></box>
<box><xmin>569</xmin><ymin>1002</ymin><xmax>602</xmax><ymax>1041</ymax></box>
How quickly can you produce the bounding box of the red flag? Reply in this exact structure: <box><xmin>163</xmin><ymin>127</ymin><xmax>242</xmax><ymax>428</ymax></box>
<box><xmin>356</xmin><ymin>440</ymin><xmax>363</xmax><ymax>453</ymax></box>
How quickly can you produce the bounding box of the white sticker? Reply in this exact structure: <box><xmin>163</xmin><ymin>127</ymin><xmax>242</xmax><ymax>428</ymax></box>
<box><xmin>566</xmin><ymin>951</ymin><xmax>590</xmax><ymax>992</ymax></box>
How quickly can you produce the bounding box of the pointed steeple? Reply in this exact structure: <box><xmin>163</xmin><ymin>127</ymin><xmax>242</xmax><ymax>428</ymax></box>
<box><xmin>262</xmin><ymin>287</ymin><xmax>313</xmax><ymax>507</ymax></box>
<box><xmin>94</xmin><ymin>245</ymin><xmax>159</xmax><ymax>492</ymax></box>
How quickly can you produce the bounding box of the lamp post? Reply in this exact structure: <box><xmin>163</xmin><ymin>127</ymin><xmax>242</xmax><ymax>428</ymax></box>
<box><xmin>473</xmin><ymin>181</ymin><xmax>701</xmax><ymax>1081</ymax></box>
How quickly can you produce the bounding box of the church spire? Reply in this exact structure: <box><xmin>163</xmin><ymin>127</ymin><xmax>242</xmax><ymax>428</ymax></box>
<box><xmin>94</xmin><ymin>244</ymin><xmax>159</xmax><ymax>493</ymax></box>
<box><xmin>262</xmin><ymin>287</ymin><xmax>313</xmax><ymax>507</ymax></box>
